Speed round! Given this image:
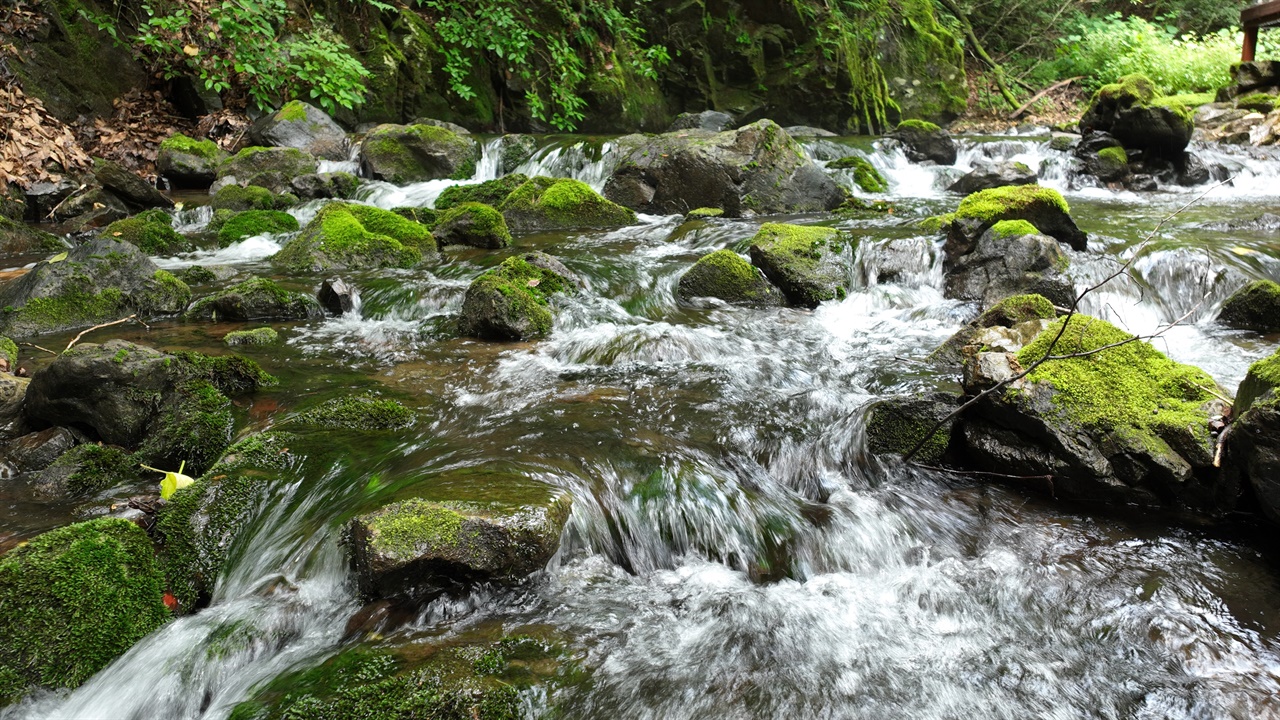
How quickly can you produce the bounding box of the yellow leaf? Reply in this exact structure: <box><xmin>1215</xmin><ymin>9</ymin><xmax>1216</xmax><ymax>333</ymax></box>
<box><xmin>47</xmin><ymin>252</ymin><xmax>67</xmax><ymax>263</ymax></box>
<box><xmin>1229</xmin><ymin>246</ymin><xmax>1254</xmax><ymax>256</ymax></box>
<box><xmin>183</xmin><ymin>45</ymin><xmax>200</xmax><ymax>56</ymax></box>
<box><xmin>142</xmin><ymin>461</ymin><xmax>196</xmax><ymax>500</ymax></box>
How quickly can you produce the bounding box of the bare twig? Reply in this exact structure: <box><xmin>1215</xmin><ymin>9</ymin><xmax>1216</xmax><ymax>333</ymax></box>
<box><xmin>64</xmin><ymin>314</ymin><xmax>138</xmax><ymax>352</ymax></box>
<box><xmin>1009</xmin><ymin>76</ymin><xmax>1083</xmax><ymax>120</ymax></box>
<box><xmin>20</xmin><ymin>342</ymin><xmax>57</xmax><ymax>356</ymax></box>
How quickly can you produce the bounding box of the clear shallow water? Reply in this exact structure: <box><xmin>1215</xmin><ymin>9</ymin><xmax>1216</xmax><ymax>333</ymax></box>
<box><xmin>8</xmin><ymin>134</ymin><xmax>1280</xmax><ymax>719</ymax></box>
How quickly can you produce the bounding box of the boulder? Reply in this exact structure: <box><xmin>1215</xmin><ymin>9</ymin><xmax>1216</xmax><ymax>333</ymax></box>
<box><xmin>668</xmin><ymin>110</ymin><xmax>735</xmax><ymax>132</ymax></box>
<box><xmin>55</xmin><ymin>187</ymin><xmax>130</xmax><ymax>232</ymax></box>
<box><xmin>216</xmin><ymin>209</ymin><xmax>299</xmax><ymax>246</ymax></box>
<box><xmin>947</xmin><ymin>160</ymin><xmax>1037</xmax><ymax>194</ymax></box>
<box><xmin>747</xmin><ymin>223</ymin><xmax>850</xmax><ymax>308</ymax></box>
<box><xmin>1216</xmin><ymin>279</ymin><xmax>1280</xmax><ymax>332</ymax></box>
<box><xmin>0</xmin><ymin>375</ymin><xmax>30</xmax><ymax>442</ymax></box>
<box><xmin>677</xmin><ymin>249</ymin><xmax>784</xmax><ymax>306</ymax></box>
<box><xmin>346</xmin><ymin>469</ymin><xmax>572</xmax><ymax>599</ymax></box>
<box><xmin>435</xmin><ymin>174</ymin><xmax>528</xmax><ymax>211</ymax></box>
<box><xmin>216</xmin><ymin>147</ymin><xmax>319</xmax><ymax>195</ymax></box>
<box><xmin>941</xmin><ymin>185</ymin><xmax>1087</xmax><ymax>251</ymax></box>
<box><xmin>957</xmin><ymin>315</ymin><xmax>1236</xmax><ymax>516</ymax></box>
<box><xmin>784</xmin><ymin>126</ymin><xmax>838</xmax><ymax>137</ymax></box>
<box><xmin>890</xmin><ymin>120</ymin><xmax>957</xmax><ymax>165</ymax></box>
<box><xmin>0</xmin><ymin>519</ymin><xmax>169</xmax><ymax>705</ymax></box>
<box><xmin>0</xmin><ymin>214</ymin><xmax>64</xmax><ymax>256</ymax></box>
<box><xmin>864</xmin><ymin>393</ymin><xmax>959</xmax><ymax>464</ymax></box>
<box><xmin>271</xmin><ymin>202</ymin><xmax>436</xmax><ymax>273</ymax></box>
<box><xmin>92</xmin><ymin>159</ymin><xmax>173</xmax><ymax>210</ymax></box>
<box><xmin>103</xmin><ymin>211</ymin><xmax>191</xmax><ymax>255</ymax></box>
<box><xmin>827</xmin><ymin>155</ymin><xmax>887</xmax><ymax>193</ymax></box>
<box><xmin>602</xmin><ymin>120</ymin><xmax>845</xmax><ymax>217</ymax></box>
<box><xmin>458</xmin><ymin>252</ymin><xmax>579</xmax><ymax>341</ymax></box>
<box><xmin>185</xmin><ymin>277</ymin><xmax>322</xmax><ymax>321</ymax></box>
<box><xmin>498</xmin><ymin>134</ymin><xmax>539</xmax><ymax>172</ymax></box>
<box><xmin>249</xmin><ymin>101</ymin><xmax>349</xmax><ymax>160</ymax></box>
<box><xmin>27</xmin><ymin>443</ymin><xmax>139</xmax><ymax>497</ymax></box>
<box><xmin>290</xmin><ymin>171</ymin><xmax>360</xmax><ymax>200</ymax></box>
<box><xmin>943</xmin><ymin>220</ymin><xmax>1074</xmax><ymax>308</ymax></box>
<box><xmin>500</xmin><ymin>177</ymin><xmax>636</xmax><ymax>234</ymax></box>
<box><xmin>223</xmin><ymin>327</ymin><xmax>279</xmax><ymax>346</ymax></box>
<box><xmin>1223</xmin><ymin>349</ymin><xmax>1280</xmax><ymax>524</ymax></box>
<box><xmin>358</xmin><ymin>123</ymin><xmax>480</xmax><ymax>184</ymax></box>
<box><xmin>432</xmin><ymin>202</ymin><xmax>511</xmax><ymax>249</ymax></box>
<box><xmin>0</xmin><ymin>238</ymin><xmax>191</xmax><ymax>337</ymax></box>
<box><xmin>157</xmin><ymin>133</ymin><xmax>225</xmax><ymax>188</ymax></box>
<box><xmin>930</xmin><ymin>293</ymin><xmax>1059</xmax><ymax>366</ymax></box>
<box><xmin>1</xmin><ymin>426</ymin><xmax>79</xmax><ymax>473</ymax></box>
<box><xmin>1082</xmin><ymin>146</ymin><xmax>1130</xmax><ymax>183</ymax></box>
<box><xmin>318</xmin><ymin>277</ymin><xmax>358</xmax><ymax>315</ymax></box>
<box><xmin>409</xmin><ymin>117</ymin><xmax>471</xmax><ymax>135</ymax></box>
<box><xmin>1217</xmin><ymin>61</ymin><xmax>1280</xmax><ymax>101</ymax></box>
<box><xmin>1080</xmin><ymin>74</ymin><xmax>1193</xmax><ymax>160</ymax></box>
<box><xmin>209</xmin><ymin>184</ymin><xmax>297</xmax><ymax>212</ymax></box>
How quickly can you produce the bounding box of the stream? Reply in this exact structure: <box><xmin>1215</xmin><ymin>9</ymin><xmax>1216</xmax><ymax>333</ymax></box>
<box><xmin>5</xmin><ymin>133</ymin><xmax>1280</xmax><ymax>719</ymax></box>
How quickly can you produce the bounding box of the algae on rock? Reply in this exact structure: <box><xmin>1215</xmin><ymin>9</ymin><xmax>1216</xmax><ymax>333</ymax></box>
<box><xmin>457</xmin><ymin>252</ymin><xmax>579</xmax><ymax>341</ymax></box>
<box><xmin>272</xmin><ymin>202</ymin><xmax>436</xmax><ymax>273</ymax></box>
<box><xmin>500</xmin><ymin>177</ymin><xmax>636</xmax><ymax>234</ymax></box>
<box><xmin>747</xmin><ymin>223</ymin><xmax>850</xmax><ymax>308</ymax></box>
<box><xmin>677</xmin><ymin>249</ymin><xmax>783</xmax><ymax>306</ymax></box>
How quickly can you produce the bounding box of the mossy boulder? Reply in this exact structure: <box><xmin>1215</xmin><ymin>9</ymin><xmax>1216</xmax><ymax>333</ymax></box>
<box><xmin>224</xmin><ymin>327</ymin><xmax>279</xmax><ymax>346</ymax></box>
<box><xmin>358</xmin><ymin>124</ymin><xmax>480</xmax><ymax>184</ymax></box>
<box><xmin>0</xmin><ymin>518</ymin><xmax>168</xmax><ymax>704</ymax></box>
<box><xmin>290</xmin><ymin>171</ymin><xmax>361</xmax><ymax>200</ymax></box>
<box><xmin>747</xmin><ymin>223</ymin><xmax>850</xmax><ymax>308</ymax></box>
<box><xmin>500</xmin><ymin>177</ymin><xmax>636</xmax><ymax>234</ymax></box>
<box><xmin>432</xmin><ymin>202</ymin><xmax>511</xmax><ymax>249</ymax></box>
<box><xmin>249</xmin><ymin>100</ymin><xmax>348</xmax><ymax>161</ymax></box>
<box><xmin>947</xmin><ymin>160</ymin><xmax>1037</xmax><ymax>194</ymax></box>
<box><xmin>0</xmin><ymin>336</ymin><xmax>16</xmax><ymax>369</ymax></box>
<box><xmin>0</xmin><ymin>238</ymin><xmax>191</xmax><ymax>337</ymax></box>
<box><xmin>158</xmin><ymin>133</ymin><xmax>225</xmax><ymax>188</ymax></box>
<box><xmin>1080</xmin><ymin>74</ymin><xmax>1194</xmax><ymax>160</ymax></box>
<box><xmin>943</xmin><ymin>220</ymin><xmax>1074</xmax><ymax>309</ymax></box>
<box><xmin>1223</xmin><ymin>349</ymin><xmax>1280</xmax><ymax>525</ymax></box>
<box><xmin>217</xmin><ymin>210</ymin><xmax>299</xmax><ymax>246</ymax></box>
<box><xmin>942</xmin><ymin>184</ymin><xmax>1087</xmax><ymax>252</ymax></box>
<box><xmin>957</xmin><ymin>315</ymin><xmax>1236</xmax><ymax>516</ymax></box>
<box><xmin>434</xmin><ymin>174</ymin><xmax>529</xmax><ymax>211</ymax></box>
<box><xmin>294</xmin><ymin>395</ymin><xmax>414</xmax><ymax>430</ymax></box>
<box><xmin>891</xmin><ymin>119</ymin><xmax>957</xmax><ymax>165</ymax></box>
<box><xmin>603</xmin><ymin>120</ymin><xmax>845</xmax><ymax>217</ymax></box>
<box><xmin>686</xmin><ymin>207</ymin><xmax>724</xmax><ymax>219</ymax></box>
<box><xmin>827</xmin><ymin>155</ymin><xmax>887</xmax><ymax>193</ymax></box>
<box><xmin>677</xmin><ymin>249</ymin><xmax>783</xmax><ymax>305</ymax></box>
<box><xmin>498</xmin><ymin>133</ymin><xmax>539</xmax><ymax>171</ymax></box>
<box><xmin>30</xmin><ymin>442</ymin><xmax>141</xmax><ymax>496</ymax></box>
<box><xmin>931</xmin><ymin>293</ymin><xmax>1059</xmax><ymax>365</ymax></box>
<box><xmin>347</xmin><ymin>470</ymin><xmax>573</xmax><ymax>599</ymax></box>
<box><xmin>1216</xmin><ymin>279</ymin><xmax>1280</xmax><ymax>332</ymax></box>
<box><xmin>272</xmin><ymin>202</ymin><xmax>436</xmax><ymax>273</ymax></box>
<box><xmin>1090</xmin><ymin>146</ymin><xmax>1130</xmax><ymax>182</ymax></box>
<box><xmin>217</xmin><ymin>147</ymin><xmax>319</xmax><ymax>195</ymax></box>
<box><xmin>185</xmin><ymin>277</ymin><xmax>322</xmax><ymax>322</ymax></box>
<box><xmin>1236</xmin><ymin>93</ymin><xmax>1277</xmax><ymax>114</ymax></box>
<box><xmin>457</xmin><ymin>252</ymin><xmax>579</xmax><ymax>341</ymax></box>
<box><xmin>92</xmin><ymin>158</ymin><xmax>174</xmax><ymax>211</ymax></box>
<box><xmin>0</xmin><ymin>214</ymin><xmax>65</xmax><ymax>256</ymax></box>
<box><xmin>210</xmin><ymin>184</ymin><xmax>298</xmax><ymax>212</ymax></box>
<box><xmin>865</xmin><ymin>393</ymin><xmax>958</xmax><ymax>464</ymax></box>
<box><xmin>103</xmin><ymin>214</ymin><xmax>191</xmax><ymax>255</ymax></box>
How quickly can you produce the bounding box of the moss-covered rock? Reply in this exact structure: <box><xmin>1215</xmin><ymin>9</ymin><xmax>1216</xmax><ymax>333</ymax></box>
<box><xmin>210</xmin><ymin>184</ymin><xmax>298</xmax><ymax>212</ymax></box>
<box><xmin>136</xmin><ymin>379</ymin><xmax>234</xmax><ymax>475</ymax></box>
<box><xmin>1094</xmin><ymin>146</ymin><xmax>1130</xmax><ymax>181</ymax></box>
<box><xmin>217</xmin><ymin>147</ymin><xmax>319</xmax><ymax>195</ymax></box>
<box><xmin>432</xmin><ymin>202</ymin><xmax>511</xmax><ymax>249</ymax></box>
<box><xmin>947</xmin><ymin>160</ymin><xmax>1038</xmax><ymax>194</ymax></box>
<box><xmin>185</xmin><ymin>277</ymin><xmax>322</xmax><ymax>322</ymax></box>
<box><xmin>457</xmin><ymin>252</ymin><xmax>578</xmax><ymax>341</ymax></box>
<box><xmin>500</xmin><ymin>176</ymin><xmax>636</xmax><ymax>234</ymax></box>
<box><xmin>0</xmin><ymin>238</ymin><xmax>191</xmax><ymax>337</ymax></box>
<box><xmin>290</xmin><ymin>171</ymin><xmax>361</xmax><ymax>200</ymax></box>
<box><xmin>103</xmin><ymin>215</ymin><xmax>191</xmax><ymax>255</ymax></box>
<box><xmin>216</xmin><ymin>210</ymin><xmax>300</xmax><ymax>246</ymax></box>
<box><xmin>1224</xmin><ymin>349</ymin><xmax>1280</xmax><ymax>525</ymax></box>
<box><xmin>891</xmin><ymin>119</ymin><xmax>957</xmax><ymax>164</ymax></box>
<box><xmin>930</xmin><ymin>293</ymin><xmax>1058</xmax><ymax>365</ymax></box>
<box><xmin>865</xmin><ymin>393</ymin><xmax>957</xmax><ymax>464</ymax></box>
<box><xmin>224</xmin><ymin>327</ymin><xmax>280</xmax><ymax>346</ymax></box>
<box><xmin>176</xmin><ymin>265</ymin><xmax>220</xmax><ymax>285</ymax></box>
<box><xmin>1081</xmin><ymin>74</ymin><xmax>1194</xmax><ymax>160</ymax></box>
<box><xmin>942</xmin><ymin>184</ymin><xmax>1087</xmax><ymax>251</ymax></box>
<box><xmin>435</xmin><ymin>175</ymin><xmax>528</xmax><ymax>211</ymax></box>
<box><xmin>390</xmin><ymin>207</ymin><xmax>438</xmax><ymax>227</ymax></box>
<box><xmin>1236</xmin><ymin>92</ymin><xmax>1277</xmax><ymax>114</ymax></box>
<box><xmin>747</xmin><ymin>223</ymin><xmax>849</xmax><ymax>308</ymax></box>
<box><xmin>32</xmin><ymin>442</ymin><xmax>140</xmax><ymax>496</ymax></box>
<box><xmin>686</xmin><ymin>207</ymin><xmax>724</xmax><ymax>219</ymax></box>
<box><xmin>0</xmin><ymin>214</ymin><xmax>66</xmax><ymax>256</ymax></box>
<box><xmin>271</xmin><ymin>202</ymin><xmax>436</xmax><ymax>273</ymax></box>
<box><xmin>498</xmin><ymin>134</ymin><xmax>539</xmax><ymax>171</ymax></box>
<box><xmin>1216</xmin><ymin>279</ymin><xmax>1280</xmax><ymax>332</ymax></box>
<box><xmin>347</xmin><ymin>469</ymin><xmax>573</xmax><ymax>599</ymax></box>
<box><xmin>677</xmin><ymin>249</ymin><xmax>783</xmax><ymax>305</ymax></box>
<box><xmin>158</xmin><ymin>134</ymin><xmax>226</xmax><ymax>189</ymax></box>
<box><xmin>294</xmin><ymin>395</ymin><xmax>414</xmax><ymax>430</ymax></box>
<box><xmin>358</xmin><ymin>123</ymin><xmax>480</xmax><ymax>184</ymax></box>
<box><xmin>943</xmin><ymin>219</ymin><xmax>1074</xmax><ymax>308</ymax></box>
<box><xmin>0</xmin><ymin>518</ymin><xmax>168</xmax><ymax>704</ymax></box>
<box><xmin>249</xmin><ymin>100</ymin><xmax>349</xmax><ymax>160</ymax></box>
<box><xmin>827</xmin><ymin>155</ymin><xmax>887</xmax><ymax>193</ymax></box>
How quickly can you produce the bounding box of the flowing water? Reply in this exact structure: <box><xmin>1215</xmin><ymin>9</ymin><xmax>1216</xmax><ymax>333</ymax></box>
<box><xmin>6</xmin><ymin>134</ymin><xmax>1280</xmax><ymax>719</ymax></box>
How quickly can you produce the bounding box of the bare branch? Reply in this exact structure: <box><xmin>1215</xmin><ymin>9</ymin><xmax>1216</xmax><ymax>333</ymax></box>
<box><xmin>19</xmin><ymin>342</ymin><xmax>57</xmax><ymax>356</ymax></box>
<box><xmin>65</xmin><ymin>314</ymin><xmax>138</xmax><ymax>352</ymax></box>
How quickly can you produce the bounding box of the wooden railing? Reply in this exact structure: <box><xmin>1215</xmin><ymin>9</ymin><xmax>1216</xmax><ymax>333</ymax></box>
<box><xmin>1243</xmin><ymin>0</ymin><xmax>1280</xmax><ymax>61</ymax></box>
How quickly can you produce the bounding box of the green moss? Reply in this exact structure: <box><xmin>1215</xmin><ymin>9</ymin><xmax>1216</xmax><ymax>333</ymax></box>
<box><xmin>461</xmin><ymin>254</ymin><xmax>577</xmax><ymax>339</ymax></box>
<box><xmin>686</xmin><ymin>207</ymin><xmax>724</xmax><ymax>218</ymax></box>
<box><xmin>170</xmin><ymin>350</ymin><xmax>278</xmax><ymax>395</ymax></box>
<box><xmin>224</xmin><ymin>327</ymin><xmax>279</xmax><ymax>346</ymax></box>
<box><xmin>210</xmin><ymin>185</ymin><xmax>294</xmax><ymax>212</ymax></box>
<box><xmin>435</xmin><ymin>175</ymin><xmax>528</xmax><ymax>211</ymax></box>
<box><xmin>159</xmin><ymin>133</ymin><xmax>221</xmax><ymax>161</ymax></box>
<box><xmin>827</xmin><ymin>155</ymin><xmax>888</xmax><ymax>193</ymax></box>
<box><xmin>1154</xmin><ymin>92</ymin><xmax>1215</xmax><ymax>109</ymax></box>
<box><xmin>367</xmin><ymin>498</ymin><xmax>465</xmax><ymax>558</ymax></box>
<box><xmin>7</xmin><ymin>285</ymin><xmax>127</xmax><ymax>334</ymax></box>
<box><xmin>134</xmin><ymin>208</ymin><xmax>172</xmax><ymax>226</ymax></box>
<box><xmin>434</xmin><ymin>202</ymin><xmax>511</xmax><ymax>248</ymax></box>
<box><xmin>0</xmin><ymin>519</ymin><xmax>168</xmax><ymax>703</ymax></box>
<box><xmin>272</xmin><ymin>202</ymin><xmax>435</xmax><ymax>273</ymax></box>
<box><xmin>956</xmin><ymin>185</ymin><xmax>1069</xmax><ymax>221</ymax></box>
<box><xmin>216</xmin><ymin>210</ymin><xmax>299</xmax><ymax>246</ymax></box>
<box><xmin>104</xmin><ymin>216</ymin><xmax>190</xmax><ymax>255</ymax></box>
<box><xmin>989</xmin><ymin>219</ymin><xmax>1040</xmax><ymax>238</ymax></box>
<box><xmin>178</xmin><ymin>266</ymin><xmax>218</xmax><ymax>285</ymax></box>
<box><xmin>1016</xmin><ymin>315</ymin><xmax>1220</xmax><ymax>455</ymax></box>
<box><xmin>391</xmin><ymin>207</ymin><xmax>438</xmax><ymax>227</ymax></box>
<box><xmin>1237</xmin><ymin>347</ymin><xmax>1280</xmax><ymax>413</ymax></box>
<box><xmin>362</xmin><ymin>124</ymin><xmax>477</xmax><ymax>183</ymax></box>
<box><xmin>499</xmin><ymin>176</ymin><xmax>636</xmax><ymax>231</ymax></box>
<box><xmin>156</xmin><ymin>472</ymin><xmax>258</xmax><ymax>610</ymax></box>
<box><xmin>294</xmin><ymin>395</ymin><xmax>414</xmax><ymax>430</ymax></box>
<box><xmin>1097</xmin><ymin>146</ymin><xmax>1129</xmax><ymax>166</ymax></box>
<box><xmin>52</xmin><ymin>443</ymin><xmax>139</xmax><ymax>494</ymax></box>
<box><xmin>1218</xmin><ymin>279</ymin><xmax>1280</xmax><ymax>332</ymax></box>
<box><xmin>185</xmin><ymin>276</ymin><xmax>317</xmax><ymax>322</ymax></box>
<box><xmin>138</xmin><ymin>379</ymin><xmax>234</xmax><ymax>475</ymax></box>
<box><xmin>278</xmin><ymin>100</ymin><xmax>307</xmax><ymax>122</ymax></box>
<box><xmin>1236</xmin><ymin>92</ymin><xmax>1278</xmax><ymax>113</ymax></box>
<box><xmin>896</xmin><ymin>119</ymin><xmax>942</xmax><ymax>133</ymax></box>
<box><xmin>0</xmin><ymin>336</ymin><xmax>16</xmax><ymax>367</ymax></box>
<box><xmin>139</xmin><ymin>270</ymin><xmax>192</xmax><ymax>314</ymax></box>
<box><xmin>979</xmin><ymin>293</ymin><xmax>1057</xmax><ymax>326</ymax></box>
<box><xmin>866</xmin><ymin>399</ymin><xmax>951</xmax><ymax>464</ymax></box>
<box><xmin>678</xmin><ymin>250</ymin><xmax>777</xmax><ymax>304</ymax></box>
<box><xmin>1095</xmin><ymin>74</ymin><xmax>1158</xmax><ymax>106</ymax></box>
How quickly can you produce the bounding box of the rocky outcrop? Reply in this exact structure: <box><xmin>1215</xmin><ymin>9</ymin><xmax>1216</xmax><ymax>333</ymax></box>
<box><xmin>602</xmin><ymin>120</ymin><xmax>845</xmax><ymax>217</ymax></box>
<box><xmin>271</xmin><ymin>202</ymin><xmax>436</xmax><ymax>273</ymax></box>
<box><xmin>184</xmin><ymin>277</ymin><xmax>322</xmax><ymax>322</ymax></box>
<box><xmin>1080</xmin><ymin>74</ymin><xmax>1194</xmax><ymax>160</ymax></box>
<box><xmin>1216</xmin><ymin>279</ymin><xmax>1280</xmax><ymax>332</ymax></box>
<box><xmin>891</xmin><ymin>120</ymin><xmax>957</xmax><ymax>165</ymax></box>
<box><xmin>249</xmin><ymin>101</ymin><xmax>349</xmax><ymax>160</ymax></box>
<box><xmin>432</xmin><ymin>202</ymin><xmax>511</xmax><ymax>249</ymax></box>
<box><xmin>947</xmin><ymin>160</ymin><xmax>1036</xmax><ymax>194</ymax></box>
<box><xmin>358</xmin><ymin>123</ymin><xmax>479</xmax><ymax>184</ymax></box>
<box><xmin>216</xmin><ymin>147</ymin><xmax>319</xmax><ymax>195</ymax></box>
<box><xmin>943</xmin><ymin>219</ymin><xmax>1074</xmax><ymax>308</ymax></box>
<box><xmin>500</xmin><ymin>177</ymin><xmax>636</xmax><ymax>233</ymax></box>
<box><xmin>677</xmin><ymin>249</ymin><xmax>784</xmax><ymax>306</ymax></box>
<box><xmin>1223</xmin><ymin>349</ymin><xmax>1280</xmax><ymax>524</ymax></box>
<box><xmin>458</xmin><ymin>252</ymin><xmax>579</xmax><ymax>341</ymax></box>
<box><xmin>748</xmin><ymin>223</ymin><xmax>850</xmax><ymax>308</ymax></box>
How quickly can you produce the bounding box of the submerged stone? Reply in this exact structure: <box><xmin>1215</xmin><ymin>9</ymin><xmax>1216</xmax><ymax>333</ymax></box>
<box><xmin>224</xmin><ymin>327</ymin><xmax>279</xmax><ymax>347</ymax></box>
<box><xmin>0</xmin><ymin>214</ymin><xmax>64</xmax><ymax>256</ymax></box>
<box><xmin>865</xmin><ymin>393</ymin><xmax>958</xmax><ymax>464</ymax></box>
<box><xmin>677</xmin><ymin>249</ymin><xmax>783</xmax><ymax>306</ymax></box>
<box><xmin>271</xmin><ymin>202</ymin><xmax>436</xmax><ymax>273</ymax></box>
<box><xmin>293</xmin><ymin>395</ymin><xmax>414</xmax><ymax>431</ymax></box>
<box><xmin>747</xmin><ymin>223</ymin><xmax>849</xmax><ymax>308</ymax></box>
<box><xmin>185</xmin><ymin>277</ymin><xmax>322</xmax><ymax>322</ymax></box>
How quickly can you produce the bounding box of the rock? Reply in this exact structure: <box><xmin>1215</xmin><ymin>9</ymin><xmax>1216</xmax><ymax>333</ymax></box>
<box><xmin>943</xmin><ymin>219</ymin><xmax>1074</xmax><ymax>308</ymax></box>
<box><xmin>103</xmin><ymin>211</ymin><xmax>191</xmax><ymax>255</ymax></box>
<box><xmin>0</xmin><ymin>518</ymin><xmax>168</xmax><ymax>704</ymax></box>
<box><xmin>1177</xmin><ymin>152</ymin><xmax>1210</xmax><ymax>186</ymax></box>
<box><xmin>498</xmin><ymin>134</ymin><xmax>539</xmax><ymax>172</ymax></box>
<box><xmin>0</xmin><ymin>214</ymin><xmax>64</xmax><ymax>256</ymax></box>
<box><xmin>602</xmin><ymin>120</ymin><xmax>845</xmax><ymax>217</ymax></box>
<box><xmin>249</xmin><ymin>101</ymin><xmax>349</xmax><ymax>160</ymax></box>
<box><xmin>318</xmin><ymin>277</ymin><xmax>358</xmax><ymax>315</ymax></box>
<box><xmin>216</xmin><ymin>147</ymin><xmax>319</xmax><ymax>195</ymax></box>
<box><xmin>157</xmin><ymin>133</ymin><xmax>225</xmax><ymax>188</ymax></box>
<box><xmin>216</xmin><ymin>209</ymin><xmax>299</xmax><ymax>246</ymax></box>
<box><xmin>827</xmin><ymin>155</ymin><xmax>887</xmax><ymax>193</ymax></box>
<box><xmin>92</xmin><ymin>159</ymin><xmax>173</xmax><ymax>210</ymax></box>
<box><xmin>947</xmin><ymin>160</ymin><xmax>1037</xmax><ymax>194</ymax></box>
<box><xmin>865</xmin><ymin>393</ymin><xmax>958</xmax><ymax>464</ymax></box>
<box><xmin>0</xmin><ymin>238</ymin><xmax>191</xmax><ymax>337</ymax></box>
<box><xmin>500</xmin><ymin>177</ymin><xmax>636</xmax><ymax>234</ymax></box>
<box><xmin>931</xmin><ymin>293</ymin><xmax>1060</xmax><ymax>366</ymax></box>
<box><xmin>784</xmin><ymin>125</ymin><xmax>838</xmax><ymax>137</ymax></box>
<box><xmin>435</xmin><ymin>174</ymin><xmax>528</xmax><ymax>211</ymax></box>
<box><xmin>176</xmin><ymin>265</ymin><xmax>234</xmax><ymax>285</ymax></box>
<box><xmin>1223</xmin><ymin>349</ymin><xmax>1280</xmax><ymax>525</ymax></box>
<box><xmin>747</xmin><ymin>223</ymin><xmax>850</xmax><ymax>308</ymax></box>
<box><xmin>1127</xmin><ymin>174</ymin><xmax>1159</xmax><ymax>192</ymax></box>
<box><xmin>1080</xmin><ymin>74</ymin><xmax>1193</xmax><ymax>159</ymax></box>
<box><xmin>56</xmin><ymin>187</ymin><xmax>130</xmax><ymax>232</ymax></box>
<box><xmin>23</xmin><ymin>179</ymin><xmax>78</xmax><ymax>221</ymax></box>
<box><xmin>185</xmin><ymin>277</ymin><xmax>322</xmax><ymax>321</ymax></box>
<box><xmin>940</xmin><ymin>184</ymin><xmax>1087</xmax><ymax>251</ymax></box>
<box><xmin>358</xmin><ymin>123</ymin><xmax>480</xmax><ymax>184</ymax></box>
<box><xmin>432</xmin><ymin>202</ymin><xmax>511</xmax><ymax>249</ymax></box>
<box><xmin>2</xmin><ymin>427</ymin><xmax>78</xmax><ymax>473</ymax></box>
<box><xmin>346</xmin><ymin>469</ymin><xmax>572</xmax><ymax>598</ymax></box>
<box><xmin>1082</xmin><ymin>146</ymin><xmax>1130</xmax><ymax>183</ymax></box>
<box><xmin>293</xmin><ymin>395</ymin><xmax>413</xmax><ymax>430</ymax></box>
<box><xmin>1236</xmin><ymin>93</ymin><xmax>1278</xmax><ymax>114</ymax></box>
<box><xmin>409</xmin><ymin>117</ymin><xmax>471</xmax><ymax>135</ymax></box>
<box><xmin>0</xmin><ymin>375</ymin><xmax>31</xmax><ymax>442</ymax></box>
<box><xmin>28</xmin><ymin>443</ymin><xmax>138</xmax><ymax>497</ymax></box>
<box><xmin>1225</xmin><ymin>61</ymin><xmax>1280</xmax><ymax>97</ymax></box>
<box><xmin>209</xmin><ymin>184</ymin><xmax>297</xmax><ymax>212</ymax></box>
<box><xmin>957</xmin><ymin>315</ymin><xmax>1235</xmax><ymax>516</ymax></box>
<box><xmin>677</xmin><ymin>249</ymin><xmax>784</xmax><ymax>306</ymax></box>
<box><xmin>1217</xmin><ymin>279</ymin><xmax>1280</xmax><ymax>332</ymax></box>
<box><xmin>458</xmin><ymin>252</ymin><xmax>579</xmax><ymax>341</ymax></box>
<box><xmin>668</xmin><ymin>110</ymin><xmax>735</xmax><ymax>132</ymax></box>
<box><xmin>289</xmin><ymin>171</ymin><xmax>360</xmax><ymax>200</ymax></box>
<box><xmin>223</xmin><ymin>327</ymin><xmax>279</xmax><ymax>346</ymax></box>
<box><xmin>890</xmin><ymin>119</ymin><xmax>957</xmax><ymax>165</ymax></box>
<box><xmin>272</xmin><ymin>202</ymin><xmax>436</xmax><ymax>273</ymax></box>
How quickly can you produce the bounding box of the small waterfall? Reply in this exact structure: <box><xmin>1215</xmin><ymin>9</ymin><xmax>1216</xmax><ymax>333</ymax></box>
<box><xmin>515</xmin><ymin>140</ymin><xmax>621</xmax><ymax>192</ymax></box>
<box><xmin>316</xmin><ymin>143</ymin><xmax>361</xmax><ymax>175</ymax></box>
<box><xmin>172</xmin><ymin>205</ymin><xmax>215</xmax><ymax>233</ymax></box>
<box><xmin>356</xmin><ymin>136</ymin><xmax>505</xmax><ymax>210</ymax></box>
